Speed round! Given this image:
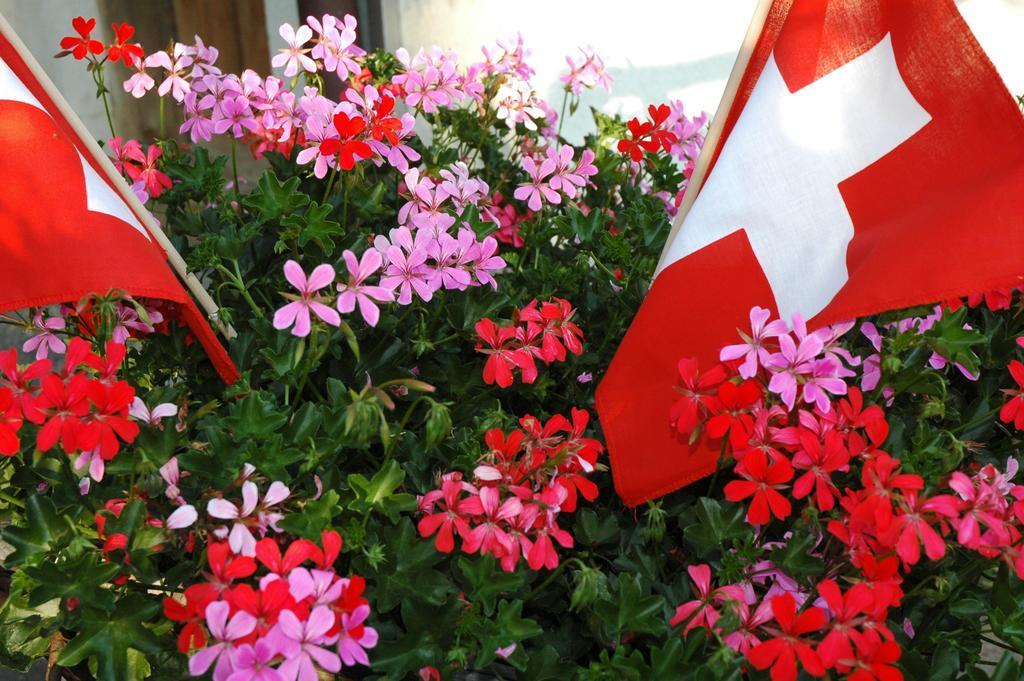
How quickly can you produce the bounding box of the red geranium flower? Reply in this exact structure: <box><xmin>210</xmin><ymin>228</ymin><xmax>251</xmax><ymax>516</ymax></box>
<box><xmin>724</xmin><ymin>448</ymin><xmax>794</xmax><ymax>525</ymax></box>
<box><xmin>705</xmin><ymin>379</ymin><xmax>762</xmax><ymax>449</ymax></box>
<box><xmin>369</xmin><ymin>95</ymin><xmax>402</xmax><ymax>145</ymax></box>
<box><xmin>106</xmin><ymin>22</ymin><xmax>144</xmax><ymax>65</ymax></box>
<box><xmin>669</xmin><ymin>357</ymin><xmax>727</xmax><ymax>438</ymax></box>
<box><xmin>59</xmin><ymin>17</ymin><xmax>104</xmax><ymax>60</ymax></box>
<box><xmin>163</xmin><ymin>583</ymin><xmax>219</xmax><ymax>653</ymax></box>
<box><xmin>319</xmin><ymin>112</ymin><xmax>373</xmax><ymax>171</ymax></box>
<box><xmin>616</xmin><ymin>104</ymin><xmax>679</xmax><ymax>162</ymax></box>
<box><xmin>844</xmin><ymin>638</ymin><xmax>903</xmax><ymax>681</ymax></box>
<box><xmin>0</xmin><ymin>388</ymin><xmax>23</xmax><ymax>456</ymax></box>
<box><xmin>475</xmin><ymin>318</ymin><xmax>537</xmax><ymax>387</ymax></box>
<box><xmin>29</xmin><ymin>373</ymin><xmax>91</xmax><ymax>452</ymax></box>
<box><xmin>999</xmin><ymin>360</ymin><xmax>1024</xmax><ymax>429</ymax></box>
<box><xmin>418</xmin><ymin>478</ymin><xmax>475</xmax><ymax>552</ymax></box>
<box><xmin>791</xmin><ymin>429</ymin><xmax>849</xmax><ymax>511</ymax></box>
<box><xmin>746</xmin><ymin>593</ymin><xmax>826</xmax><ymax>681</ymax></box>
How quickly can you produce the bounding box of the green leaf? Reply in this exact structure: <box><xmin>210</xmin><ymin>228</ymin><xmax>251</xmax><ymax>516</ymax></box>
<box><xmin>594</xmin><ymin>574</ymin><xmax>666</xmax><ymax>637</ymax></box>
<box><xmin>242</xmin><ymin>171</ymin><xmax>309</xmax><ymax>223</ymax></box>
<box><xmin>989</xmin><ymin>652</ymin><xmax>1021</xmax><ymax>681</ymax></box>
<box><xmin>372</xmin><ymin>519</ymin><xmax>454</xmax><ymax>611</ymax></box>
<box><xmin>24</xmin><ymin>555</ymin><xmax>121</xmax><ymax>611</ymax></box>
<box><xmin>282</xmin><ymin>201</ymin><xmax>343</xmax><ymax>256</ymax></box>
<box><xmin>347</xmin><ymin>460</ymin><xmax>416</xmax><ymax>522</ymax></box>
<box><xmin>928</xmin><ymin>645</ymin><xmax>959</xmax><ymax>681</ymax></box>
<box><xmin>457</xmin><ymin>555</ymin><xmax>526</xmax><ymax>616</ymax></box>
<box><xmin>767</xmin><ymin>531</ymin><xmax>825</xmax><ymax>583</ymax></box>
<box><xmin>223</xmin><ymin>393</ymin><xmax>288</xmax><ymax>439</ymax></box>
<box><xmin>682</xmin><ymin>498</ymin><xmax>749</xmax><ymax>557</ymax></box>
<box><xmin>1</xmin><ymin>496</ymin><xmax>73</xmax><ymax>567</ymax></box>
<box><xmin>474</xmin><ymin>599</ymin><xmax>543</xmax><ymax>669</ymax></box>
<box><xmin>524</xmin><ymin>645</ymin><xmax>577</xmax><ymax>680</ymax></box>
<box><xmin>649</xmin><ymin>638</ymin><xmax>686</xmax><ymax>681</ymax></box>
<box><xmin>58</xmin><ymin>595</ymin><xmax>162</xmax><ymax>681</ymax></box>
<box><xmin>926</xmin><ymin>307</ymin><xmax>984</xmax><ymax>375</ymax></box>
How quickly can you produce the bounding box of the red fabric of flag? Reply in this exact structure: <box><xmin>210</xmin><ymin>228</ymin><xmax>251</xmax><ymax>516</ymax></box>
<box><xmin>0</xmin><ymin>29</ymin><xmax>238</xmax><ymax>383</ymax></box>
<box><xmin>597</xmin><ymin>0</ymin><xmax>1024</xmax><ymax>506</ymax></box>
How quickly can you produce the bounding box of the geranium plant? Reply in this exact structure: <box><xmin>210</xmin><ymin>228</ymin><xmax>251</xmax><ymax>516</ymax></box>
<box><xmin>0</xmin><ymin>12</ymin><xmax>1020</xmax><ymax>681</ymax></box>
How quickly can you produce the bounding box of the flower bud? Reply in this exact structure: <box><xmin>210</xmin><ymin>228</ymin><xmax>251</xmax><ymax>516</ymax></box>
<box><xmin>570</xmin><ymin>564</ymin><xmax>607</xmax><ymax>611</ymax></box>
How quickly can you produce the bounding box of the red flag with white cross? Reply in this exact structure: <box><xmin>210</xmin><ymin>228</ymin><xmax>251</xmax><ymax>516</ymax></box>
<box><xmin>597</xmin><ymin>0</ymin><xmax>1024</xmax><ymax>505</ymax></box>
<box><xmin>0</xmin><ymin>15</ymin><xmax>238</xmax><ymax>383</ymax></box>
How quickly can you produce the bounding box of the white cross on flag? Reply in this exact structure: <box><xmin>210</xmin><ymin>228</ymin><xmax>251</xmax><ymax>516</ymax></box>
<box><xmin>597</xmin><ymin>0</ymin><xmax>1024</xmax><ymax>505</ymax></box>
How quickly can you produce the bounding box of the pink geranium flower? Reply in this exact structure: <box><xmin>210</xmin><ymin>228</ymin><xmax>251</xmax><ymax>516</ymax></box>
<box><xmin>337</xmin><ymin>604</ymin><xmax>379</xmax><ymax>667</ymax></box>
<box><xmin>23</xmin><ymin>311</ymin><xmax>66</xmax><ymax>360</ymax></box>
<box><xmin>146</xmin><ymin>43</ymin><xmax>193</xmax><ymax>102</ymax></box>
<box><xmin>228</xmin><ymin>639</ymin><xmax>284</xmax><ymax>681</ymax></box>
<box><xmin>273</xmin><ymin>261</ymin><xmax>341</xmax><ymax>337</ymax></box>
<box><xmin>272</xmin><ymin>23</ymin><xmax>316</xmax><ymax>77</ymax></box>
<box><xmin>272</xmin><ymin>606</ymin><xmax>341</xmax><ymax>680</ymax></box>
<box><xmin>670</xmin><ymin>564</ymin><xmax>747</xmax><ymax>634</ymax></box>
<box><xmin>764</xmin><ymin>331</ymin><xmax>824</xmax><ymax>411</ymax></box>
<box><xmin>207</xmin><ymin>480</ymin><xmax>290</xmax><ymax>556</ymax></box>
<box><xmin>336</xmin><ymin>249</ymin><xmax>393</xmax><ymax>327</ymax></box>
<box><xmin>513</xmin><ymin>156</ymin><xmax>560</xmax><ymax>212</ymax></box>
<box><xmin>188</xmin><ymin>601</ymin><xmax>257</xmax><ymax>679</ymax></box>
<box><xmin>379</xmin><ymin>246</ymin><xmax>436</xmax><ymax>305</ymax></box>
<box><xmin>720</xmin><ymin>306</ymin><xmax>789</xmax><ymax>379</ymax></box>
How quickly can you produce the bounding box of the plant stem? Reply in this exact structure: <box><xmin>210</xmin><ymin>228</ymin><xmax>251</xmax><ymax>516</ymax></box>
<box><xmin>980</xmin><ymin>634</ymin><xmax>1024</xmax><ymax>655</ymax></box>
<box><xmin>950</xmin><ymin>405</ymin><xmax>1002</xmax><ymax>435</ymax></box>
<box><xmin>706</xmin><ymin>438</ymin><xmax>730</xmax><ymax>494</ymax></box>
<box><xmin>525</xmin><ymin>559</ymin><xmax>571</xmax><ymax>602</ymax></box>
<box><xmin>382</xmin><ymin>396</ymin><xmax>431</xmax><ymax>465</ymax></box>
<box><xmin>322</xmin><ymin>165</ymin><xmax>338</xmax><ymax>204</ymax></box>
<box><xmin>216</xmin><ymin>262</ymin><xmax>264</xmax><ymax>318</ymax></box>
<box><xmin>230</xmin><ymin>138</ymin><xmax>240</xmax><ymax>193</ymax></box>
<box><xmin>93</xmin><ymin>63</ymin><xmax>117</xmax><ymax>140</ymax></box>
<box><xmin>556</xmin><ymin>89</ymin><xmax>569</xmax><ymax>139</ymax></box>
<box><xmin>159</xmin><ymin>96</ymin><xmax>165</xmax><ymax>139</ymax></box>
<box><xmin>0</xmin><ymin>491</ymin><xmax>24</xmax><ymax>508</ymax></box>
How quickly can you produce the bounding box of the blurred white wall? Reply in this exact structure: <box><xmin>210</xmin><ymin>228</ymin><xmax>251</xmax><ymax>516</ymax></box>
<box><xmin>0</xmin><ymin>0</ymin><xmax>105</xmax><ymax>136</ymax></box>
<box><xmin>381</xmin><ymin>0</ymin><xmax>1024</xmax><ymax>143</ymax></box>
<box><xmin>1</xmin><ymin>0</ymin><xmax>1022</xmax><ymax>142</ymax></box>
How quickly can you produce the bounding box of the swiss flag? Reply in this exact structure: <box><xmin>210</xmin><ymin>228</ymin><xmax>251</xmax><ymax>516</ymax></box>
<box><xmin>597</xmin><ymin>0</ymin><xmax>1024</xmax><ymax>505</ymax></box>
<box><xmin>0</xmin><ymin>24</ymin><xmax>238</xmax><ymax>383</ymax></box>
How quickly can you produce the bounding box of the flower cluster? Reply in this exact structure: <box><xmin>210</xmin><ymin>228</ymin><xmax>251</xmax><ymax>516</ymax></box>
<box><xmin>474</xmin><ymin>298</ymin><xmax>584</xmax><ymax>388</ymax></box>
<box><xmin>0</xmin><ymin>338</ymin><xmax>139</xmax><ymax>481</ymax></box>
<box><xmin>514</xmin><ymin>144</ymin><xmax>597</xmax><ymax>212</ymax></box>
<box><xmin>58</xmin><ymin>17</ymin><xmax>142</xmax><ymax>64</ymax></box>
<box><xmin>418</xmin><ymin>409</ymin><xmax>602</xmax><ymax>571</ymax></box>
<box><xmin>274</xmin><ymin>228</ymin><xmax>504</xmax><ymax>336</ymax></box>
<box><xmin>560</xmin><ymin>46</ymin><xmax>613</xmax><ymax>96</ymax></box>
<box><xmin>668</xmin><ymin>304</ymin><xmax>1024</xmax><ymax>681</ymax></box>
<box><xmin>107</xmin><ymin>136</ymin><xmax>173</xmax><ymax>202</ymax></box>
<box><xmin>165</xmin><ymin>531</ymin><xmax>377</xmax><ymax>679</ymax></box>
<box><xmin>617</xmin><ymin>103</ymin><xmax>681</xmax><ymax>163</ymax></box>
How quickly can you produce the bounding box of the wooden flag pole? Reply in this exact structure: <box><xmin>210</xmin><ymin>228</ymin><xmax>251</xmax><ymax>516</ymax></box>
<box><xmin>0</xmin><ymin>11</ymin><xmax>236</xmax><ymax>340</ymax></box>
<box><xmin>656</xmin><ymin>0</ymin><xmax>775</xmax><ymax>272</ymax></box>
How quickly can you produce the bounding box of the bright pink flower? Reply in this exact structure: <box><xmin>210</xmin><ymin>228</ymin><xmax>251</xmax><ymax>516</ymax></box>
<box><xmin>765</xmin><ymin>331</ymin><xmax>825</xmax><ymax>411</ymax></box>
<box><xmin>336</xmin><ymin>604</ymin><xmax>378</xmax><ymax>667</ymax></box>
<box><xmin>417</xmin><ymin>479</ymin><xmax>475</xmax><ymax>552</ymax></box>
<box><xmin>228</xmin><ymin>639</ymin><xmax>284</xmax><ymax>681</ymax></box>
<box><xmin>273</xmin><ymin>261</ymin><xmax>341</xmax><ymax>337</ymax></box>
<box><xmin>272</xmin><ymin>606</ymin><xmax>342</xmax><ymax>680</ymax></box>
<box><xmin>123</xmin><ymin>144</ymin><xmax>172</xmax><ymax>199</ymax></box>
<box><xmin>514</xmin><ymin>156</ymin><xmax>560</xmax><ymax>212</ymax></box>
<box><xmin>23</xmin><ymin>311</ymin><xmax>66</xmax><ymax>360</ymax></box>
<box><xmin>187</xmin><ymin>600</ymin><xmax>257</xmax><ymax>679</ymax></box>
<box><xmin>560</xmin><ymin>46</ymin><xmax>613</xmax><ymax>95</ymax></box>
<box><xmin>461</xmin><ymin>486</ymin><xmax>522</xmax><ymax>556</ymax></box>
<box><xmin>336</xmin><ymin>249</ymin><xmax>393</xmax><ymax>327</ymax></box>
<box><xmin>669</xmin><ymin>564</ymin><xmax>747</xmax><ymax>634</ymax></box>
<box><xmin>720</xmin><ymin>306</ymin><xmax>788</xmax><ymax>379</ymax></box>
